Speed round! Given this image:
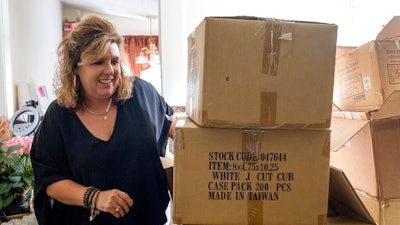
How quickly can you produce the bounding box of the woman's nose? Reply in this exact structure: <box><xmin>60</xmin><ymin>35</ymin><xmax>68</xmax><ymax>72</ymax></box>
<box><xmin>104</xmin><ymin>62</ymin><xmax>114</xmax><ymax>74</ymax></box>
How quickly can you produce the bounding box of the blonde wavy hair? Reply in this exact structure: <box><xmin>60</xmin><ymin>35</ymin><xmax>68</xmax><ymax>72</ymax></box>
<box><xmin>54</xmin><ymin>14</ymin><xmax>133</xmax><ymax>110</ymax></box>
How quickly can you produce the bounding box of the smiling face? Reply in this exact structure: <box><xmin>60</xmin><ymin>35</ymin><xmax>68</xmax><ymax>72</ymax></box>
<box><xmin>77</xmin><ymin>42</ymin><xmax>121</xmax><ymax>102</ymax></box>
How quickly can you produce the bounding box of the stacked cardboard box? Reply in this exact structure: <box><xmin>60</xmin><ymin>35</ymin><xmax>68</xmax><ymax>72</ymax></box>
<box><xmin>330</xmin><ymin>16</ymin><xmax>400</xmax><ymax>225</ymax></box>
<box><xmin>185</xmin><ymin>16</ymin><xmax>337</xmax><ymax>129</ymax></box>
<box><xmin>333</xmin><ymin>16</ymin><xmax>400</xmax><ymax>112</ymax></box>
<box><xmin>173</xmin><ymin>16</ymin><xmax>338</xmax><ymax>225</ymax></box>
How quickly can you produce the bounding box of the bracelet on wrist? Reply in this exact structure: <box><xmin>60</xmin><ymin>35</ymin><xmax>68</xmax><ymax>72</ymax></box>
<box><xmin>83</xmin><ymin>186</ymin><xmax>101</xmax><ymax>221</ymax></box>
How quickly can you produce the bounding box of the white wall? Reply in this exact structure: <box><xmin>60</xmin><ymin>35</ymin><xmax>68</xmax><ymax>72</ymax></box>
<box><xmin>0</xmin><ymin>0</ymin><xmax>13</xmax><ymax>117</ymax></box>
<box><xmin>159</xmin><ymin>0</ymin><xmax>185</xmax><ymax>106</ymax></box>
<box><xmin>7</xmin><ymin>0</ymin><xmax>62</xmax><ymax>114</ymax></box>
<box><xmin>160</xmin><ymin>0</ymin><xmax>400</xmax><ymax>106</ymax></box>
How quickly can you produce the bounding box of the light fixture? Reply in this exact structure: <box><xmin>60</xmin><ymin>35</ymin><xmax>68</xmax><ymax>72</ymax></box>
<box><xmin>135</xmin><ymin>16</ymin><xmax>159</xmax><ymax>64</ymax></box>
<box><xmin>147</xmin><ymin>16</ymin><xmax>159</xmax><ymax>61</ymax></box>
<box><xmin>135</xmin><ymin>48</ymin><xmax>149</xmax><ymax>64</ymax></box>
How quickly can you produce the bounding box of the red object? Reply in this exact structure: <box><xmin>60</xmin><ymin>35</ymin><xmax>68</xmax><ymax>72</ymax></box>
<box><xmin>64</xmin><ymin>22</ymin><xmax>78</xmax><ymax>31</ymax></box>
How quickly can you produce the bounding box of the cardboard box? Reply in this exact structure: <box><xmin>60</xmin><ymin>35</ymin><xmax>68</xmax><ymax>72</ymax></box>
<box><xmin>326</xmin><ymin>216</ymin><xmax>374</xmax><ymax>225</ymax></box>
<box><xmin>333</xmin><ymin>41</ymin><xmax>382</xmax><ymax>112</ymax></box>
<box><xmin>357</xmin><ymin>194</ymin><xmax>400</xmax><ymax>225</ymax></box>
<box><xmin>327</xmin><ymin>167</ymin><xmax>376</xmax><ymax>225</ymax></box>
<box><xmin>173</xmin><ymin>119</ymin><xmax>330</xmax><ymax>225</ymax></box>
<box><xmin>375</xmin><ymin>16</ymin><xmax>400</xmax><ymax>40</ymax></box>
<box><xmin>333</xmin><ymin>16</ymin><xmax>400</xmax><ymax>112</ymax></box>
<box><xmin>330</xmin><ymin>91</ymin><xmax>400</xmax><ymax>224</ymax></box>
<box><xmin>336</xmin><ymin>46</ymin><xmax>356</xmax><ymax>58</ymax></box>
<box><xmin>186</xmin><ymin>16</ymin><xmax>338</xmax><ymax>129</ymax></box>
<box><xmin>172</xmin><ymin>167</ymin><xmax>376</xmax><ymax>225</ymax></box>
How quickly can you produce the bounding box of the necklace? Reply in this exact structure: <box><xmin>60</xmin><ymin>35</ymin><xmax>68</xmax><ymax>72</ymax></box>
<box><xmin>85</xmin><ymin>98</ymin><xmax>112</xmax><ymax>120</ymax></box>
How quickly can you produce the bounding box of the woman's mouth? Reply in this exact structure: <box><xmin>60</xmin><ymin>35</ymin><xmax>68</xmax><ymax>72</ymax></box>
<box><xmin>99</xmin><ymin>78</ymin><xmax>113</xmax><ymax>84</ymax></box>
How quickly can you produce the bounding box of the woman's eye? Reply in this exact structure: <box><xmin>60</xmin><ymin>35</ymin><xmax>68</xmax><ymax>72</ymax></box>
<box><xmin>93</xmin><ymin>61</ymin><xmax>103</xmax><ymax>65</ymax></box>
<box><xmin>112</xmin><ymin>60</ymin><xmax>119</xmax><ymax>65</ymax></box>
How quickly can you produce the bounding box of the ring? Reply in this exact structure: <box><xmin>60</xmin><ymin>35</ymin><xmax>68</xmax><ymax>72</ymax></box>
<box><xmin>115</xmin><ymin>205</ymin><xmax>120</xmax><ymax>212</ymax></box>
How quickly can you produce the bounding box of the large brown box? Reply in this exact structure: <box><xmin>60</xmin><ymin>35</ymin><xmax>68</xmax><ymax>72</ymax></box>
<box><xmin>173</xmin><ymin>119</ymin><xmax>330</xmax><ymax>225</ymax></box>
<box><xmin>330</xmin><ymin>91</ymin><xmax>400</xmax><ymax>224</ymax></box>
<box><xmin>173</xmin><ymin>167</ymin><xmax>377</xmax><ymax>225</ymax></box>
<box><xmin>333</xmin><ymin>16</ymin><xmax>400</xmax><ymax>112</ymax></box>
<box><xmin>186</xmin><ymin>16</ymin><xmax>337</xmax><ymax>129</ymax></box>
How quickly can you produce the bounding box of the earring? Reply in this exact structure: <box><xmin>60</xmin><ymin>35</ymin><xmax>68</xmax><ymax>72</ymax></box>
<box><xmin>73</xmin><ymin>75</ymin><xmax>78</xmax><ymax>91</ymax></box>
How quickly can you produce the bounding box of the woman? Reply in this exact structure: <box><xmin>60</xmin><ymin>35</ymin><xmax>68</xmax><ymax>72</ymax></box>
<box><xmin>31</xmin><ymin>14</ymin><xmax>175</xmax><ymax>225</ymax></box>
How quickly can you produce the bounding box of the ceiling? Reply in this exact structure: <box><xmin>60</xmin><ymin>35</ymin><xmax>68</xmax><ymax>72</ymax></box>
<box><xmin>60</xmin><ymin>0</ymin><xmax>159</xmax><ymax>20</ymax></box>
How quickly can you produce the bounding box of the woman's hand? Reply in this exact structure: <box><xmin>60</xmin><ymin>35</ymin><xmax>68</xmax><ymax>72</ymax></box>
<box><xmin>96</xmin><ymin>189</ymin><xmax>134</xmax><ymax>218</ymax></box>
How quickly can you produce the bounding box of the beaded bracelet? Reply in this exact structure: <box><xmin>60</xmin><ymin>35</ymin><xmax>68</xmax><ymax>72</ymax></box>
<box><xmin>83</xmin><ymin>186</ymin><xmax>95</xmax><ymax>209</ymax></box>
<box><xmin>90</xmin><ymin>189</ymin><xmax>101</xmax><ymax>221</ymax></box>
<box><xmin>83</xmin><ymin>186</ymin><xmax>101</xmax><ymax>221</ymax></box>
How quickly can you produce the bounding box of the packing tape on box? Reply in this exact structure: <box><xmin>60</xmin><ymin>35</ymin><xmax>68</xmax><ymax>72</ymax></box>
<box><xmin>262</xmin><ymin>20</ymin><xmax>282</xmax><ymax>76</ymax></box>
<box><xmin>262</xmin><ymin>20</ymin><xmax>294</xmax><ymax>76</ymax></box>
<box><xmin>260</xmin><ymin>92</ymin><xmax>277</xmax><ymax>127</ymax></box>
<box><xmin>242</xmin><ymin>130</ymin><xmax>264</xmax><ymax>224</ymax></box>
<box><xmin>242</xmin><ymin>130</ymin><xmax>263</xmax><ymax>159</ymax></box>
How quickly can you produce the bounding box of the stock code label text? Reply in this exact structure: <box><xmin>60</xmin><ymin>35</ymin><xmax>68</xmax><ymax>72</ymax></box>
<box><xmin>207</xmin><ymin>151</ymin><xmax>294</xmax><ymax>201</ymax></box>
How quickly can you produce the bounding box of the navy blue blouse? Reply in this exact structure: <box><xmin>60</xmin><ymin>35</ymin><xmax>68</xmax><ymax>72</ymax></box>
<box><xmin>31</xmin><ymin>78</ymin><xmax>173</xmax><ymax>225</ymax></box>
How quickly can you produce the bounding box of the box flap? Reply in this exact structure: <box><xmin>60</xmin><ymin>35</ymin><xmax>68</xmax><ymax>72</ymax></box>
<box><xmin>208</xmin><ymin>16</ymin><xmax>290</xmax><ymax>22</ymax></box>
<box><xmin>206</xmin><ymin>16</ymin><xmax>335</xmax><ymax>26</ymax></box>
<box><xmin>376</xmin><ymin>16</ymin><xmax>400</xmax><ymax>40</ymax></box>
<box><xmin>371</xmin><ymin>90</ymin><xmax>400</xmax><ymax>120</ymax></box>
<box><xmin>330</xmin><ymin>112</ymin><xmax>369</xmax><ymax>152</ymax></box>
<box><xmin>329</xmin><ymin>167</ymin><xmax>376</xmax><ymax>224</ymax></box>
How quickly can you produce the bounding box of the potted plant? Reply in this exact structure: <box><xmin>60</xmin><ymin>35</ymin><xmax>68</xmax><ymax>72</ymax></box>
<box><xmin>0</xmin><ymin>116</ymin><xmax>34</xmax><ymax>217</ymax></box>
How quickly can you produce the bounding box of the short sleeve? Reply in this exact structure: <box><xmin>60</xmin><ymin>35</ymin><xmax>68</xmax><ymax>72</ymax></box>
<box><xmin>30</xmin><ymin>101</ymin><xmax>72</xmax><ymax>225</ymax></box>
<box><xmin>133</xmin><ymin>78</ymin><xmax>174</xmax><ymax>157</ymax></box>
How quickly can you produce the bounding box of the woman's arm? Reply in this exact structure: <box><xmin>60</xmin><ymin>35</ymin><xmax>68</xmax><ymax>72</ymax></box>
<box><xmin>46</xmin><ymin>179</ymin><xmax>87</xmax><ymax>206</ymax></box>
<box><xmin>168</xmin><ymin>119</ymin><xmax>175</xmax><ymax>139</ymax></box>
<box><xmin>47</xmin><ymin>180</ymin><xmax>134</xmax><ymax>219</ymax></box>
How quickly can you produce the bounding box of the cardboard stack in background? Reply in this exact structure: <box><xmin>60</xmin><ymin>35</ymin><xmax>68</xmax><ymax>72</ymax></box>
<box><xmin>330</xmin><ymin>16</ymin><xmax>400</xmax><ymax>225</ymax></box>
<box><xmin>333</xmin><ymin>16</ymin><xmax>400</xmax><ymax>112</ymax></box>
<box><xmin>172</xmin><ymin>16</ymin><xmax>338</xmax><ymax>225</ymax></box>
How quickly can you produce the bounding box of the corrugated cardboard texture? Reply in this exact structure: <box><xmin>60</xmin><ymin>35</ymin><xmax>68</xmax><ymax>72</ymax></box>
<box><xmin>186</xmin><ymin>17</ymin><xmax>337</xmax><ymax>129</ymax></box>
<box><xmin>173</xmin><ymin>120</ymin><xmax>330</xmax><ymax>225</ymax></box>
